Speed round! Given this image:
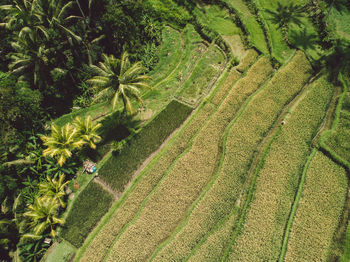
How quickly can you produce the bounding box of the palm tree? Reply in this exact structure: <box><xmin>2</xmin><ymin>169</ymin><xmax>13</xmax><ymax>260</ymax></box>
<box><xmin>38</xmin><ymin>174</ymin><xmax>68</xmax><ymax>208</ymax></box>
<box><xmin>23</xmin><ymin>196</ymin><xmax>64</xmax><ymax>238</ymax></box>
<box><xmin>87</xmin><ymin>52</ymin><xmax>152</xmax><ymax>115</ymax></box>
<box><xmin>73</xmin><ymin>116</ymin><xmax>102</xmax><ymax>149</ymax></box>
<box><xmin>265</xmin><ymin>2</ymin><xmax>305</xmax><ymax>42</ymax></box>
<box><xmin>38</xmin><ymin>0</ymin><xmax>82</xmax><ymax>43</ymax></box>
<box><xmin>9</xmin><ymin>36</ymin><xmax>49</xmax><ymax>86</ymax></box>
<box><xmin>41</xmin><ymin>123</ymin><xmax>84</xmax><ymax>166</ymax></box>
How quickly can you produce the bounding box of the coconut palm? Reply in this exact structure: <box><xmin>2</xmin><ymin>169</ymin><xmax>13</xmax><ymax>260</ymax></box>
<box><xmin>23</xmin><ymin>196</ymin><xmax>64</xmax><ymax>238</ymax></box>
<box><xmin>73</xmin><ymin>116</ymin><xmax>102</xmax><ymax>149</ymax></box>
<box><xmin>38</xmin><ymin>174</ymin><xmax>68</xmax><ymax>208</ymax></box>
<box><xmin>87</xmin><ymin>52</ymin><xmax>152</xmax><ymax>115</ymax></box>
<box><xmin>265</xmin><ymin>2</ymin><xmax>305</xmax><ymax>42</ymax></box>
<box><xmin>41</xmin><ymin>123</ymin><xmax>84</xmax><ymax>166</ymax></box>
<box><xmin>38</xmin><ymin>0</ymin><xmax>82</xmax><ymax>43</ymax></box>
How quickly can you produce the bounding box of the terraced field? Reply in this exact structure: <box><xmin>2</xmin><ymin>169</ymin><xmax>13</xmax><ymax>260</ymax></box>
<box><xmin>58</xmin><ymin>5</ymin><xmax>350</xmax><ymax>261</ymax></box>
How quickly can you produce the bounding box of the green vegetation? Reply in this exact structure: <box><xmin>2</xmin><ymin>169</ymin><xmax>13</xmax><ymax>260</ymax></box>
<box><xmin>1</xmin><ymin>0</ymin><xmax>350</xmax><ymax>261</ymax></box>
<box><xmin>99</xmin><ymin>100</ymin><xmax>193</xmax><ymax>191</ymax></box>
<box><xmin>223</xmin><ymin>0</ymin><xmax>269</xmax><ymax>54</ymax></box>
<box><xmin>284</xmin><ymin>151</ymin><xmax>347</xmax><ymax>262</ymax></box>
<box><xmin>60</xmin><ymin>181</ymin><xmax>114</xmax><ymax>248</ymax></box>
<box><xmin>44</xmin><ymin>240</ymin><xmax>76</xmax><ymax>262</ymax></box>
<box><xmin>177</xmin><ymin>44</ymin><xmax>226</xmax><ymax>104</ymax></box>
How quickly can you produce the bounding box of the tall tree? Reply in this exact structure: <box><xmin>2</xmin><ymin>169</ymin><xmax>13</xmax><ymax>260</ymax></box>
<box><xmin>38</xmin><ymin>174</ymin><xmax>68</xmax><ymax>208</ymax></box>
<box><xmin>87</xmin><ymin>52</ymin><xmax>152</xmax><ymax>115</ymax></box>
<box><xmin>73</xmin><ymin>116</ymin><xmax>102</xmax><ymax>149</ymax></box>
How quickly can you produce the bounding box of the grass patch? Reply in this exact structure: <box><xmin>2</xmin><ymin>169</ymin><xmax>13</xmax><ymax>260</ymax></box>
<box><xmin>253</xmin><ymin>0</ymin><xmax>294</xmax><ymax>62</ymax></box>
<box><xmin>103</xmin><ymin>57</ymin><xmax>273</xmax><ymax>262</ymax></box>
<box><xmin>224</xmin><ymin>0</ymin><xmax>269</xmax><ymax>54</ymax></box>
<box><xmin>341</xmin><ymin>222</ymin><xmax>350</xmax><ymax>262</ymax></box>
<box><xmin>227</xmin><ymin>73</ymin><xmax>333</xmax><ymax>261</ymax></box>
<box><xmin>44</xmin><ymin>240</ymin><xmax>76</xmax><ymax>262</ymax></box>
<box><xmin>149</xmin><ymin>26</ymin><xmax>183</xmax><ymax>84</ymax></box>
<box><xmin>177</xmin><ymin>44</ymin><xmax>226</xmax><ymax>104</ymax></box>
<box><xmin>153</xmin><ymin>53</ymin><xmax>312</xmax><ymax>262</ymax></box>
<box><xmin>54</xmin><ymin>102</ymin><xmax>109</xmax><ymax>127</ymax></box>
<box><xmin>98</xmin><ymin>100</ymin><xmax>192</xmax><ymax>191</ymax></box>
<box><xmin>199</xmin><ymin>5</ymin><xmax>242</xmax><ymax>36</ymax></box>
<box><xmin>60</xmin><ymin>181</ymin><xmax>114</xmax><ymax>248</ymax></box>
<box><xmin>284</xmin><ymin>151</ymin><xmax>347</xmax><ymax>262</ymax></box>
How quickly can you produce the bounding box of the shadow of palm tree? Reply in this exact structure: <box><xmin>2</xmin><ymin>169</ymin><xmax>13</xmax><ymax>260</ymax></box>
<box><xmin>289</xmin><ymin>27</ymin><xmax>318</xmax><ymax>51</ymax></box>
<box><xmin>264</xmin><ymin>2</ymin><xmax>305</xmax><ymax>29</ymax></box>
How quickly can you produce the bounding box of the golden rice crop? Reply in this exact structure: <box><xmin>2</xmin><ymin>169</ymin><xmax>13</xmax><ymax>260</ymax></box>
<box><xmin>79</xmin><ymin>103</ymin><xmax>215</xmax><ymax>262</ymax></box>
<box><xmin>229</xmin><ymin>74</ymin><xmax>333</xmax><ymax>261</ymax></box>
<box><xmin>284</xmin><ymin>151</ymin><xmax>347</xmax><ymax>262</ymax></box>
<box><xmin>103</xmin><ymin>57</ymin><xmax>273</xmax><ymax>262</ymax></box>
<box><xmin>78</xmin><ymin>58</ymin><xmax>241</xmax><ymax>261</ymax></box>
<box><xmin>211</xmin><ymin>69</ymin><xmax>241</xmax><ymax>105</ymax></box>
<box><xmin>151</xmin><ymin>52</ymin><xmax>311</xmax><ymax>262</ymax></box>
<box><xmin>235</xmin><ymin>49</ymin><xmax>259</xmax><ymax>73</ymax></box>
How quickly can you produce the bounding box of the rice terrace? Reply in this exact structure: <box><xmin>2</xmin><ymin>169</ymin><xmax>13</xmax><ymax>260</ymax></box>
<box><xmin>0</xmin><ymin>0</ymin><xmax>350</xmax><ymax>261</ymax></box>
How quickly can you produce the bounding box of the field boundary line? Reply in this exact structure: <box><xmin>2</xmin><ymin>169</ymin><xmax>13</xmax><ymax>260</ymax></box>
<box><xmin>220</xmin><ymin>77</ymin><xmax>314</xmax><ymax>262</ymax></box>
<box><xmin>75</xmin><ymin>55</ymin><xmax>245</xmax><ymax>261</ymax></box>
<box><xmin>148</xmin><ymin>56</ymin><xmax>270</xmax><ymax>261</ymax></box>
<box><xmin>100</xmin><ymin>55</ymin><xmax>252</xmax><ymax>261</ymax></box>
<box><xmin>103</xmin><ymin>67</ymin><xmax>241</xmax><ymax>261</ymax></box>
<box><xmin>278</xmin><ymin>148</ymin><xmax>317</xmax><ymax>262</ymax></box>
<box><xmin>182</xmin><ymin>52</ymin><xmax>305</xmax><ymax>261</ymax></box>
<box><xmin>74</xmin><ymin>50</ymin><xmax>236</xmax><ymax>261</ymax></box>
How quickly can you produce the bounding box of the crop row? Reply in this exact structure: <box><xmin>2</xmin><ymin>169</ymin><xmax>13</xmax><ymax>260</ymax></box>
<box><xmin>235</xmin><ymin>49</ymin><xmax>259</xmax><ymax>73</ymax></box>
<box><xmin>99</xmin><ymin>100</ymin><xmax>193</xmax><ymax>191</ymax></box>
<box><xmin>284</xmin><ymin>151</ymin><xmax>347</xmax><ymax>261</ymax></box>
<box><xmin>60</xmin><ymin>181</ymin><xmax>114</xmax><ymax>247</ymax></box>
<box><xmin>177</xmin><ymin>44</ymin><xmax>226</xmax><ymax>104</ymax></box>
<box><xmin>227</xmin><ymin>72</ymin><xmax>333</xmax><ymax>261</ymax></box>
<box><xmin>224</xmin><ymin>0</ymin><xmax>269</xmax><ymax>54</ymax></box>
<box><xmin>102</xmin><ymin>56</ymin><xmax>273</xmax><ymax>262</ymax></box>
<box><xmin>152</xmin><ymin>52</ymin><xmax>310</xmax><ymax>262</ymax></box>
<box><xmin>75</xmin><ymin>56</ymin><xmax>244</xmax><ymax>261</ymax></box>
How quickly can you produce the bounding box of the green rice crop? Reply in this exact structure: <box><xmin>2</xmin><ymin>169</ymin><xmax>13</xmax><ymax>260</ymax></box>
<box><xmin>60</xmin><ymin>181</ymin><xmax>114</xmax><ymax>248</ymax></box>
<box><xmin>177</xmin><ymin>44</ymin><xmax>226</xmax><ymax>104</ymax></box>
<box><xmin>98</xmin><ymin>100</ymin><xmax>192</xmax><ymax>191</ymax></box>
<box><xmin>227</xmin><ymin>73</ymin><xmax>333</xmax><ymax>261</ymax></box>
<box><xmin>149</xmin><ymin>26</ymin><xmax>183</xmax><ymax>83</ymax></box>
<box><xmin>284</xmin><ymin>151</ymin><xmax>347</xmax><ymax>262</ymax></box>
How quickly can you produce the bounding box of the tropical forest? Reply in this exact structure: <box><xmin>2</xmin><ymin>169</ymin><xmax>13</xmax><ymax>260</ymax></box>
<box><xmin>0</xmin><ymin>0</ymin><xmax>350</xmax><ymax>261</ymax></box>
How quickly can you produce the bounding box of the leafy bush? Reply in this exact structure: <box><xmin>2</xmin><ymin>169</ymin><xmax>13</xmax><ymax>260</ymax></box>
<box><xmin>99</xmin><ymin>100</ymin><xmax>193</xmax><ymax>191</ymax></box>
<box><xmin>60</xmin><ymin>182</ymin><xmax>113</xmax><ymax>247</ymax></box>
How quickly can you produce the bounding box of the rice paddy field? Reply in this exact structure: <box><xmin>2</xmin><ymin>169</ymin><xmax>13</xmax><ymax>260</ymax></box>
<box><xmin>54</xmin><ymin>1</ymin><xmax>350</xmax><ymax>261</ymax></box>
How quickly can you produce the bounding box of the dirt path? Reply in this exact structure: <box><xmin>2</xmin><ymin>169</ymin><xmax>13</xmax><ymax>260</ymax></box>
<box><xmin>94</xmin><ymin>177</ymin><xmax>119</xmax><ymax>200</ymax></box>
